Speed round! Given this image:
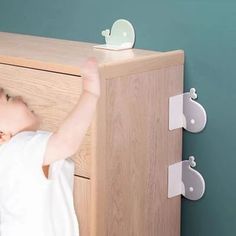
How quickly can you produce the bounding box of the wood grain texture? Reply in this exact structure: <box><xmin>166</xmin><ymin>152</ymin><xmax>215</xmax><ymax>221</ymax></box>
<box><xmin>90</xmin><ymin>75</ymin><xmax>107</xmax><ymax>236</ymax></box>
<box><xmin>0</xmin><ymin>32</ymin><xmax>183</xmax><ymax>77</ymax></box>
<box><xmin>74</xmin><ymin>177</ymin><xmax>91</xmax><ymax>236</ymax></box>
<box><xmin>92</xmin><ymin>65</ymin><xmax>183</xmax><ymax>236</ymax></box>
<box><xmin>0</xmin><ymin>63</ymin><xmax>91</xmax><ymax>178</ymax></box>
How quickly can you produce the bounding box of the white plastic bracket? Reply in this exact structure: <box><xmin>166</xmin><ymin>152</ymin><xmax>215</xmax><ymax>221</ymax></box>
<box><xmin>169</xmin><ymin>88</ymin><xmax>207</xmax><ymax>133</ymax></box>
<box><xmin>168</xmin><ymin>156</ymin><xmax>205</xmax><ymax>200</ymax></box>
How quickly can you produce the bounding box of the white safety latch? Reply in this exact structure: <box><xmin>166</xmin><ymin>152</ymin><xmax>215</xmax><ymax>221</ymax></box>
<box><xmin>168</xmin><ymin>156</ymin><xmax>205</xmax><ymax>200</ymax></box>
<box><xmin>169</xmin><ymin>88</ymin><xmax>207</xmax><ymax>133</ymax></box>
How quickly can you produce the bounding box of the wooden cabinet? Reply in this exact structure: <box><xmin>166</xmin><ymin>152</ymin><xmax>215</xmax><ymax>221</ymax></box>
<box><xmin>0</xmin><ymin>32</ymin><xmax>184</xmax><ymax>236</ymax></box>
<box><xmin>74</xmin><ymin>177</ymin><xmax>91</xmax><ymax>236</ymax></box>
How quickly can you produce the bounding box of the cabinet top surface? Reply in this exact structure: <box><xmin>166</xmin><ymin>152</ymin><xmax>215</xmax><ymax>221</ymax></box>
<box><xmin>0</xmin><ymin>32</ymin><xmax>184</xmax><ymax>76</ymax></box>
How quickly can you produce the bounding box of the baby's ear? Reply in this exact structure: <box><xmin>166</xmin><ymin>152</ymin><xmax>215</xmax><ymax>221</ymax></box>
<box><xmin>0</xmin><ymin>132</ymin><xmax>12</xmax><ymax>144</ymax></box>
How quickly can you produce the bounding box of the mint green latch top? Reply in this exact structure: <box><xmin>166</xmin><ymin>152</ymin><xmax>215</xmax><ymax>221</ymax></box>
<box><xmin>94</xmin><ymin>19</ymin><xmax>135</xmax><ymax>51</ymax></box>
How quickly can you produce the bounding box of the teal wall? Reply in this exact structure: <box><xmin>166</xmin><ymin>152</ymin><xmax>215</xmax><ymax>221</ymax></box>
<box><xmin>0</xmin><ymin>0</ymin><xmax>236</xmax><ymax>235</ymax></box>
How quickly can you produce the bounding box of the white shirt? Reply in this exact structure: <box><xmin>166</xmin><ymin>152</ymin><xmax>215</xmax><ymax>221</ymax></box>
<box><xmin>0</xmin><ymin>130</ymin><xmax>79</xmax><ymax>236</ymax></box>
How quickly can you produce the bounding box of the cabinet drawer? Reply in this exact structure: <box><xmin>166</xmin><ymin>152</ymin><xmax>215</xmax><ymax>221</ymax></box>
<box><xmin>73</xmin><ymin>176</ymin><xmax>91</xmax><ymax>236</ymax></box>
<box><xmin>0</xmin><ymin>63</ymin><xmax>92</xmax><ymax>178</ymax></box>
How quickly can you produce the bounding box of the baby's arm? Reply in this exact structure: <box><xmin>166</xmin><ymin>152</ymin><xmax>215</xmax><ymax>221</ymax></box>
<box><xmin>43</xmin><ymin>58</ymin><xmax>100</xmax><ymax>165</ymax></box>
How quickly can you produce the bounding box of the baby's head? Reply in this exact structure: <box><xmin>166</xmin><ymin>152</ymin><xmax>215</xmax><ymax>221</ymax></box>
<box><xmin>0</xmin><ymin>88</ymin><xmax>40</xmax><ymax>144</ymax></box>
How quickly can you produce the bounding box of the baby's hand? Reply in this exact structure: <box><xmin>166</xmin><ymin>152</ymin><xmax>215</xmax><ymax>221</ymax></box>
<box><xmin>80</xmin><ymin>58</ymin><xmax>101</xmax><ymax>98</ymax></box>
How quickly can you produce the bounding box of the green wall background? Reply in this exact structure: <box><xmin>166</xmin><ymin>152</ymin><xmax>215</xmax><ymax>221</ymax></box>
<box><xmin>0</xmin><ymin>0</ymin><xmax>236</xmax><ymax>235</ymax></box>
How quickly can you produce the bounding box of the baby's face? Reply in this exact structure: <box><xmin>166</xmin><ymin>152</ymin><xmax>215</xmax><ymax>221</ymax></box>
<box><xmin>0</xmin><ymin>88</ymin><xmax>40</xmax><ymax>136</ymax></box>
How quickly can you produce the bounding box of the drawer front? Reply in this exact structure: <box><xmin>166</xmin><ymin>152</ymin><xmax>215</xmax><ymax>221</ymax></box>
<box><xmin>73</xmin><ymin>176</ymin><xmax>91</xmax><ymax>236</ymax></box>
<box><xmin>0</xmin><ymin>63</ymin><xmax>92</xmax><ymax>178</ymax></box>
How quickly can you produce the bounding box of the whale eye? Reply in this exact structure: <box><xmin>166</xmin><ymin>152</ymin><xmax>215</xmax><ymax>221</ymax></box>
<box><xmin>6</xmin><ymin>94</ymin><xmax>10</xmax><ymax>101</ymax></box>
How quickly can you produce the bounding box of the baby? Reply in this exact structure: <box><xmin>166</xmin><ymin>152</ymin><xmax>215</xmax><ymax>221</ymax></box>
<box><xmin>0</xmin><ymin>58</ymin><xmax>100</xmax><ymax>236</ymax></box>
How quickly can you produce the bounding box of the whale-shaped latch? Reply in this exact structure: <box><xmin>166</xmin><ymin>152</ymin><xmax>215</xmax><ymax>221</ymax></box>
<box><xmin>94</xmin><ymin>19</ymin><xmax>135</xmax><ymax>51</ymax></box>
<box><xmin>168</xmin><ymin>156</ymin><xmax>205</xmax><ymax>200</ymax></box>
<box><xmin>169</xmin><ymin>88</ymin><xmax>207</xmax><ymax>133</ymax></box>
